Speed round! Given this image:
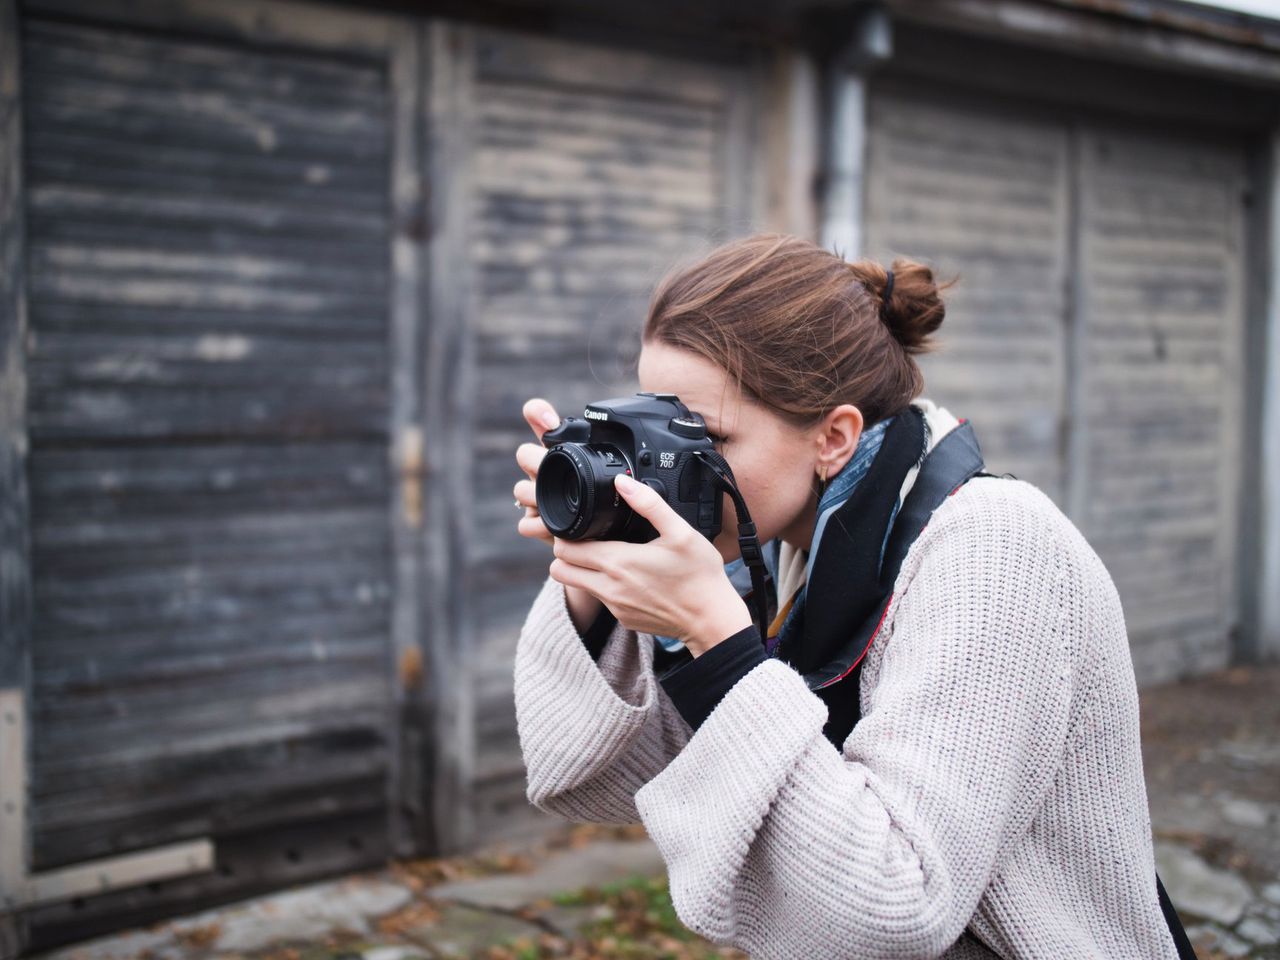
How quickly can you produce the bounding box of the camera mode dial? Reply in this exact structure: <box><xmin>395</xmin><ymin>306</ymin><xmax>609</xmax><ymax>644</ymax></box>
<box><xmin>668</xmin><ymin>416</ymin><xmax>707</xmax><ymax>440</ymax></box>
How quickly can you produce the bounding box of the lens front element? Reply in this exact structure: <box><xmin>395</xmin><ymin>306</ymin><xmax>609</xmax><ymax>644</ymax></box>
<box><xmin>536</xmin><ymin>443</ymin><xmax>633</xmax><ymax>540</ymax></box>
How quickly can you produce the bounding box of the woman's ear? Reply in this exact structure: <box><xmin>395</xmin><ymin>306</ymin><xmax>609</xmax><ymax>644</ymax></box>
<box><xmin>815</xmin><ymin>404</ymin><xmax>864</xmax><ymax>476</ymax></box>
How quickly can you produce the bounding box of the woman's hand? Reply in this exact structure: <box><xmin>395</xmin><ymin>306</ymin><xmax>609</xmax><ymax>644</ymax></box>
<box><xmin>549</xmin><ymin>473</ymin><xmax>753</xmax><ymax>657</ymax></box>
<box><xmin>514</xmin><ymin>397</ymin><xmax>562</xmax><ymax>548</ymax></box>
<box><xmin>514</xmin><ymin>397</ymin><xmax>602</xmax><ymax>632</ymax></box>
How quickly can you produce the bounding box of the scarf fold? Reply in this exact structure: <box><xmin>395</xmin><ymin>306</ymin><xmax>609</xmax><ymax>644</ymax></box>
<box><xmin>655</xmin><ymin>397</ymin><xmax>962</xmax><ymax>656</ymax></box>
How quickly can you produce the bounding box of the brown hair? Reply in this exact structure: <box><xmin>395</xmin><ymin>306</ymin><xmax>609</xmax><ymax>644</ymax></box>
<box><xmin>642</xmin><ymin>233</ymin><xmax>956</xmax><ymax>430</ymax></box>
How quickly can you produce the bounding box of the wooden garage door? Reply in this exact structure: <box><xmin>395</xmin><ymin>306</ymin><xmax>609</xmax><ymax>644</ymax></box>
<box><xmin>467</xmin><ymin>27</ymin><xmax>757</xmax><ymax>840</ymax></box>
<box><xmin>21</xmin><ymin>15</ymin><xmax>397</xmax><ymax>872</ymax></box>
<box><xmin>864</xmin><ymin>88</ymin><xmax>1071</xmax><ymax>505</ymax></box>
<box><xmin>865</xmin><ymin>85</ymin><xmax>1246</xmax><ymax>685</ymax></box>
<box><xmin>1076</xmin><ymin>128</ymin><xmax>1245</xmax><ymax>684</ymax></box>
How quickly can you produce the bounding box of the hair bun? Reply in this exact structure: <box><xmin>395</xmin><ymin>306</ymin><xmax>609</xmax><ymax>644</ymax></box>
<box><xmin>876</xmin><ymin>257</ymin><xmax>954</xmax><ymax>356</ymax></box>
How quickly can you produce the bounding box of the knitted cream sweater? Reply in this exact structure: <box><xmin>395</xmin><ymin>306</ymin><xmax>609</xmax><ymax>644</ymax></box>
<box><xmin>513</xmin><ymin>477</ymin><xmax>1180</xmax><ymax>959</ymax></box>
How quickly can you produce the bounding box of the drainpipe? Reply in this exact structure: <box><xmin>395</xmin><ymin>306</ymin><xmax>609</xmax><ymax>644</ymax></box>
<box><xmin>820</xmin><ymin>4</ymin><xmax>893</xmax><ymax>259</ymax></box>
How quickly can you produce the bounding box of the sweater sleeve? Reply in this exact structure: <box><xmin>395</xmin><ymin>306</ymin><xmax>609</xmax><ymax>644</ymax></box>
<box><xmin>514</xmin><ymin>573</ymin><xmax>693</xmax><ymax>824</ymax></box>
<box><xmin>633</xmin><ymin>496</ymin><xmax>1076</xmax><ymax>959</ymax></box>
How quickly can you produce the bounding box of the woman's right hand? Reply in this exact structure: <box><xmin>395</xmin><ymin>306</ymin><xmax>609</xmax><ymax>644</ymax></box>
<box><xmin>516</xmin><ymin>398</ymin><xmax>604</xmax><ymax>632</ymax></box>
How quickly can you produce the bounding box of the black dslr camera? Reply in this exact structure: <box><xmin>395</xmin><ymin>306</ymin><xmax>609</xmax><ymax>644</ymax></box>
<box><xmin>536</xmin><ymin>392</ymin><xmax>724</xmax><ymax>543</ymax></box>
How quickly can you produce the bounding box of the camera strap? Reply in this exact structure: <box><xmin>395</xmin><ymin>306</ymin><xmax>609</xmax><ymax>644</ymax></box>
<box><xmin>691</xmin><ymin>449</ymin><xmax>772</xmax><ymax>641</ymax></box>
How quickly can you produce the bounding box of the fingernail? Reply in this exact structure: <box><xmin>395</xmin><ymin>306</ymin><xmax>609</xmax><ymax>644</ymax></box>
<box><xmin>616</xmin><ymin>473</ymin><xmax>638</xmax><ymax>491</ymax></box>
<box><xmin>542</xmin><ymin>412</ymin><xmax>559</xmax><ymax>430</ymax></box>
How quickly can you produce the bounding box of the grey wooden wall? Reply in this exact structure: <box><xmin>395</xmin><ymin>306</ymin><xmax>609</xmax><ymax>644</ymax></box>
<box><xmin>1074</xmin><ymin>128</ymin><xmax>1245</xmax><ymax>684</ymax></box>
<box><xmin>864</xmin><ymin>89</ymin><xmax>1070</xmax><ymax>503</ymax></box>
<box><xmin>0</xmin><ymin>0</ymin><xmax>767</xmax><ymax>945</ymax></box>
<box><xmin>864</xmin><ymin>81</ymin><xmax>1248</xmax><ymax>686</ymax></box>
<box><xmin>465</xmin><ymin>27</ymin><xmax>761</xmax><ymax>842</ymax></box>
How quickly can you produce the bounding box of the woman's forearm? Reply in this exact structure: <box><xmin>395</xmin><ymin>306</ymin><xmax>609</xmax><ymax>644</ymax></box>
<box><xmin>515</xmin><ymin>574</ymin><xmax>693</xmax><ymax>825</ymax></box>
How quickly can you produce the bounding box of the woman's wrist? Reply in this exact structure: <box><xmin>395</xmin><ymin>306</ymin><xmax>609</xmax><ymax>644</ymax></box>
<box><xmin>564</xmin><ymin>583</ymin><xmax>604</xmax><ymax>635</ymax></box>
<box><xmin>684</xmin><ymin>593</ymin><xmax>754</xmax><ymax>659</ymax></box>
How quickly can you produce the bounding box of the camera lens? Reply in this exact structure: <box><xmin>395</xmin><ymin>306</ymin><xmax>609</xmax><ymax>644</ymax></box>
<box><xmin>536</xmin><ymin>443</ymin><xmax>633</xmax><ymax>540</ymax></box>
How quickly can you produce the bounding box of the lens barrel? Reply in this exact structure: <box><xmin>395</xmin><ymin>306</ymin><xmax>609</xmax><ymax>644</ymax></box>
<box><xmin>536</xmin><ymin>442</ymin><xmax>634</xmax><ymax>540</ymax></box>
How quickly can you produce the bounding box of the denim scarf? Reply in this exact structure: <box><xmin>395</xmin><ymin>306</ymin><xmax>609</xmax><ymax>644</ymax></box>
<box><xmin>654</xmin><ymin>413</ymin><xmax>901</xmax><ymax>655</ymax></box>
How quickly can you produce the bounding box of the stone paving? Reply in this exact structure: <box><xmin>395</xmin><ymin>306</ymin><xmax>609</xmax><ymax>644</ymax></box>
<box><xmin>26</xmin><ymin>664</ymin><xmax>1280</xmax><ymax>960</ymax></box>
<box><xmin>26</xmin><ymin>829</ymin><xmax>674</xmax><ymax>960</ymax></box>
<box><xmin>1141</xmin><ymin>665</ymin><xmax>1280</xmax><ymax>959</ymax></box>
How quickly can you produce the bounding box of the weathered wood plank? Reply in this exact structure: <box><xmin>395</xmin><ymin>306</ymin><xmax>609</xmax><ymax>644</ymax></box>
<box><xmin>24</xmin><ymin>0</ymin><xmax>397</xmax><ymax>58</ymax></box>
<box><xmin>28</xmin><ymin>386</ymin><xmax>389</xmax><ymax>440</ymax></box>
<box><xmin>36</xmin><ymin>765</ymin><xmax>388</xmax><ymax>862</ymax></box>
<box><xmin>35</xmin><ymin>619</ymin><xmax>389</xmax><ymax>691</ymax></box>
<box><xmin>31</xmin><ymin>675</ymin><xmax>389</xmax><ymax>760</ymax></box>
<box><xmin>27</xmin><ymin>148</ymin><xmax>390</xmax><ymax>213</ymax></box>
<box><xmin>29</xmin><ymin>300</ymin><xmax>388</xmax><ymax>339</ymax></box>
<box><xmin>24</xmin><ymin>19</ymin><xmax>389</xmax><ymax>101</ymax></box>
<box><xmin>473</xmin><ymin>28</ymin><xmax>732</xmax><ymax>103</ymax></box>
<box><xmin>28</xmin><ymin>443</ymin><xmax>388</xmax><ymax>525</ymax></box>
<box><xmin>26</xmin><ymin>184</ymin><xmax>386</xmax><ymax>242</ymax></box>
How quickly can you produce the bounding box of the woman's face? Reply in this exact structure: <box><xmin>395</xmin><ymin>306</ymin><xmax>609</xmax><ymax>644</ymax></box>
<box><xmin>636</xmin><ymin>340</ymin><xmax>863</xmax><ymax>563</ymax></box>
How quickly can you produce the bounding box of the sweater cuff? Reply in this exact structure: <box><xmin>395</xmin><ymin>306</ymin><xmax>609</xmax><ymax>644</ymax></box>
<box><xmin>657</xmin><ymin>624</ymin><xmax>768</xmax><ymax>732</ymax></box>
<box><xmin>579</xmin><ymin>606</ymin><xmax>619</xmax><ymax>661</ymax></box>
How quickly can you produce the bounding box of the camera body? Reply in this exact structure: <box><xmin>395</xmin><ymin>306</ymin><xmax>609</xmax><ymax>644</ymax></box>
<box><xmin>536</xmin><ymin>392</ymin><xmax>724</xmax><ymax>543</ymax></box>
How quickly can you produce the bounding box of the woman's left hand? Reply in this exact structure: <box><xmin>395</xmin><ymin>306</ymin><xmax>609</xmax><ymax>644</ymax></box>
<box><xmin>549</xmin><ymin>473</ymin><xmax>754</xmax><ymax>657</ymax></box>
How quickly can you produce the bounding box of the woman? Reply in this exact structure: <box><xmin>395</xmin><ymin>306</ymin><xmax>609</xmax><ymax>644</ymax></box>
<box><xmin>510</xmin><ymin>234</ymin><xmax>1184</xmax><ymax>959</ymax></box>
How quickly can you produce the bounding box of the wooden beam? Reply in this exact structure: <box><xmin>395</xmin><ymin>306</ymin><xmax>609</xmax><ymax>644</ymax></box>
<box><xmin>0</xmin><ymin>0</ymin><xmax>32</xmax><ymax>948</ymax></box>
<box><xmin>888</xmin><ymin>0</ymin><xmax>1280</xmax><ymax>89</ymax></box>
<box><xmin>386</xmin><ymin>20</ymin><xmax>431</xmax><ymax>859</ymax></box>
<box><xmin>883</xmin><ymin>19</ymin><xmax>1280</xmax><ymax>134</ymax></box>
<box><xmin>1249</xmin><ymin>130</ymin><xmax>1280</xmax><ymax>662</ymax></box>
<box><xmin>758</xmin><ymin>48</ymin><xmax>821</xmax><ymax>240</ymax></box>
<box><xmin>1062</xmin><ymin>124</ymin><xmax>1088</xmax><ymax>530</ymax></box>
<box><xmin>1219</xmin><ymin>141</ymin><xmax>1249</xmax><ymax>665</ymax></box>
<box><xmin>721</xmin><ymin>46</ymin><xmax>765</xmax><ymax>236</ymax></box>
<box><xmin>421</xmin><ymin>19</ymin><xmax>477</xmax><ymax>855</ymax></box>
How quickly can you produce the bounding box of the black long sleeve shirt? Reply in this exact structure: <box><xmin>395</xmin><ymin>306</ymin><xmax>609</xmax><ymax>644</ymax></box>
<box><xmin>577</xmin><ymin>606</ymin><xmax>768</xmax><ymax>734</ymax></box>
